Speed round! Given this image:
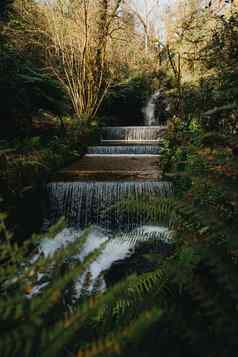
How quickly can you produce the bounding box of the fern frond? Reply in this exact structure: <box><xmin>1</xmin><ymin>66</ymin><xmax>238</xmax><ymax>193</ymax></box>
<box><xmin>76</xmin><ymin>307</ymin><xmax>163</xmax><ymax>357</ymax></box>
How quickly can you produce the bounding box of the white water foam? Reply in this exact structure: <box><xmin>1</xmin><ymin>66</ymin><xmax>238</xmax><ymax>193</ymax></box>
<box><xmin>40</xmin><ymin>228</ymin><xmax>79</xmax><ymax>257</ymax></box>
<box><xmin>132</xmin><ymin>225</ymin><xmax>173</xmax><ymax>244</ymax></box>
<box><xmin>29</xmin><ymin>225</ymin><xmax>171</xmax><ymax>298</ymax></box>
<box><xmin>75</xmin><ymin>224</ymin><xmax>172</xmax><ymax>296</ymax></box>
<box><xmin>75</xmin><ymin>234</ymin><xmax>132</xmax><ymax>296</ymax></box>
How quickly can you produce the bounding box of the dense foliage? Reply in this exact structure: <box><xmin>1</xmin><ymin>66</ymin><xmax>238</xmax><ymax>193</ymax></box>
<box><xmin>100</xmin><ymin>75</ymin><xmax>152</xmax><ymax>126</ymax></box>
<box><xmin>0</xmin><ymin>0</ymin><xmax>68</xmax><ymax>137</ymax></box>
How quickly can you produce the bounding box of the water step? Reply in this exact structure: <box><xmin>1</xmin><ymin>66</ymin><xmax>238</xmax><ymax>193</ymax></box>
<box><xmin>51</xmin><ymin>156</ymin><xmax>161</xmax><ymax>182</ymax></box>
<box><xmin>87</xmin><ymin>145</ymin><xmax>160</xmax><ymax>155</ymax></box>
<box><xmin>101</xmin><ymin>126</ymin><xmax>167</xmax><ymax>142</ymax></box>
<box><xmin>100</xmin><ymin>140</ymin><xmax>161</xmax><ymax>145</ymax></box>
<box><xmin>47</xmin><ymin>181</ymin><xmax>172</xmax><ymax>229</ymax></box>
<box><xmin>85</xmin><ymin>154</ymin><xmax>160</xmax><ymax>157</ymax></box>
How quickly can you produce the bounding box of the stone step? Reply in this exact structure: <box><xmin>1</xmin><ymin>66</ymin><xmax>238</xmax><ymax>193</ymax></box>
<box><xmin>52</xmin><ymin>170</ymin><xmax>161</xmax><ymax>181</ymax></box>
<box><xmin>51</xmin><ymin>156</ymin><xmax>161</xmax><ymax>182</ymax></box>
<box><xmin>87</xmin><ymin>145</ymin><xmax>161</xmax><ymax>155</ymax></box>
<box><xmin>52</xmin><ymin>126</ymin><xmax>167</xmax><ymax>182</ymax></box>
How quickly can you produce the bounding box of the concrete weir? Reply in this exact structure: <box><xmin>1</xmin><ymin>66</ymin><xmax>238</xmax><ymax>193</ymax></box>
<box><xmin>41</xmin><ymin>125</ymin><xmax>170</xmax><ymax>296</ymax></box>
<box><xmin>53</xmin><ymin>126</ymin><xmax>166</xmax><ymax>182</ymax></box>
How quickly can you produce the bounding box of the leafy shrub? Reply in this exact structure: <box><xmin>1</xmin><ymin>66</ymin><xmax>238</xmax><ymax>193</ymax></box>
<box><xmin>0</xmin><ymin>44</ymin><xmax>68</xmax><ymax>138</ymax></box>
<box><xmin>0</xmin><ymin>215</ymin><xmax>167</xmax><ymax>357</ymax></box>
<box><xmin>99</xmin><ymin>75</ymin><xmax>153</xmax><ymax>126</ymax></box>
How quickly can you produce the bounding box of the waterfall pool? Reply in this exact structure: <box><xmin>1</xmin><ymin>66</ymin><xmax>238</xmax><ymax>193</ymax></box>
<box><xmin>30</xmin><ymin>224</ymin><xmax>172</xmax><ymax>299</ymax></box>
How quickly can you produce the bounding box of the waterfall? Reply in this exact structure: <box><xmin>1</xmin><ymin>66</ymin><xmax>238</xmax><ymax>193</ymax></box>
<box><xmin>46</xmin><ymin>181</ymin><xmax>173</xmax><ymax>230</ymax></box>
<box><xmin>87</xmin><ymin>145</ymin><xmax>160</xmax><ymax>155</ymax></box>
<box><xmin>143</xmin><ymin>90</ymin><xmax>161</xmax><ymax>126</ymax></box>
<box><xmin>101</xmin><ymin>126</ymin><xmax>166</xmax><ymax>142</ymax></box>
<box><xmin>74</xmin><ymin>230</ymin><xmax>132</xmax><ymax>297</ymax></box>
<box><xmin>31</xmin><ymin>122</ymin><xmax>171</xmax><ymax>299</ymax></box>
<box><xmin>74</xmin><ymin>226</ymin><xmax>171</xmax><ymax>297</ymax></box>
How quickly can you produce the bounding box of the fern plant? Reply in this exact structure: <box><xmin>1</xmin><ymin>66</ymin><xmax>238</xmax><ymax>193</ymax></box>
<box><xmin>0</xmin><ymin>214</ymin><xmax>169</xmax><ymax>357</ymax></box>
<box><xmin>2</xmin><ymin>172</ymin><xmax>238</xmax><ymax>357</ymax></box>
<box><xmin>0</xmin><ymin>216</ymin><xmax>107</xmax><ymax>356</ymax></box>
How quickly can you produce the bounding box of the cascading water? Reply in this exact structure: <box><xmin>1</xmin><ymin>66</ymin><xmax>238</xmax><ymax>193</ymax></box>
<box><xmin>46</xmin><ymin>181</ymin><xmax>172</xmax><ymax>230</ymax></box>
<box><xmin>143</xmin><ymin>90</ymin><xmax>161</xmax><ymax>126</ymax></box>
<box><xmin>32</xmin><ymin>224</ymin><xmax>172</xmax><ymax>299</ymax></box>
<box><xmin>87</xmin><ymin>145</ymin><xmax>160</xmax><ymax>155</ymax></box>
<box><xmin>101</xmin><ymin>126</ymin><xmax>165</xmax><ymax>142</ymax></box>
<box><xmin>32</xmin><ymin>122</ymin><xmax>171</xmax><ymax>299</ymax></box>
<box><xmin>74</xmin><ymin>225</ymin><xmax>172</xmax><ymax>298</ymax></box>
